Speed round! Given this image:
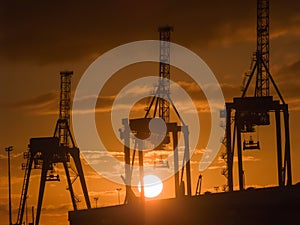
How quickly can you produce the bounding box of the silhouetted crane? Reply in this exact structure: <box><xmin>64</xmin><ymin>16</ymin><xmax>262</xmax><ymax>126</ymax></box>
<box><xmin>224</xmin><ymin>0</ymin><xmax>292</xmax><ymax>191</ymax></box>
<box><xmin>15</xmin><ymin>71</ymin><xmax>91</xmax><ymax>225</ymax></box>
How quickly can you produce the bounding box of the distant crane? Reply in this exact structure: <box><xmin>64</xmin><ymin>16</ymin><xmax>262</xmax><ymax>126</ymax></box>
<box><xmin>120</xmin><ymin>26</ymin><xmax>192</xmax><ymax>203</ymax></box>
<box><xmin>224</xmin><ymin>0</ymin><xmax>292</xmax><ymax>191</ymax></box>
<box><xmin>15</xmin><ymin>71</ymin><xmax>91</xmax><ymax>225</ymax></box>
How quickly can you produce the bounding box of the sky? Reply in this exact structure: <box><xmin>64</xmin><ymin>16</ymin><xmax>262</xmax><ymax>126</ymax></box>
<box><xmin>1</xmin><ymin>0</ymin><xmax>300</xmax><ymax>225</ymax></box>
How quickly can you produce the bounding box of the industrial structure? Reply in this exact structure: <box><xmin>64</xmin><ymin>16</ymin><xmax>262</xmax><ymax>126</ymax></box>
<box><xmin>145</xmin><ymin>26</ymin><xmax>173</xmax><ymax>124</ymax></box>
<box><xmin>68</xmin><ymin>1</ymin><xmax>300</xmax><ymax>224</ymax></box>
<box><xmin>8</xmin><ymin>1</ymin><xmax>300</xmax><ymax>225</ymax></box>
<box><xmin>69</xmin><ymin>184</ymin><xmax>300</xmax><ymax>225</ymax></box>
<box><xmin>120</xmin><ymin>25</ymin><xmax>192</xmax><ymax>202</ymax></box>
<box><xmin>5</xmin><ymin>146</ymin><xmax>13</xmax><ymax>225</ymax></box>
<box><xmin>14</xmin><ymin>71</ymin><xmax>91</xmax><ymax>225</ymax></box>
<box><xmin>224</xmin><ymin>0</ymin><xmax>292</xmax><ymax>191</ymax></box>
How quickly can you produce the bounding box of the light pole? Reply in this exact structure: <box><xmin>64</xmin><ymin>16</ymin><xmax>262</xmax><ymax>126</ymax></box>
<box><xmin>5</xmin><ymin>146</ymin><xmax>13</xmax><ymax>225</ymax></box>
<box><xmin>116</xmin><ymin>188</ymin><xmax>122</xmax><ymax>205</ymax></box>
<box><xmin>93</xmin><ymin>197</ymin><xmax>99</xmax><ymax>208</ymax></box>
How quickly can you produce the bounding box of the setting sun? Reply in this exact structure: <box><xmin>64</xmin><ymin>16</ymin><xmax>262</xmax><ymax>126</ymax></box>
<box><xmin>138</xmin><ymin>175</ymin><xmax>163</xmax><ymax>198</ymax></box>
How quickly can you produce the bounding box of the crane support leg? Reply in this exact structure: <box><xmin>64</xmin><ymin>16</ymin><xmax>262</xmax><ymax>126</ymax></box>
<box><xmin>226</xmin><ymin>105</ymin><xmax>234</xmax><ymax>192</ymax></box>
<box><xmin>275</xmin><ymin>109</ymin><xmax>283</xmax><ymax>187</ymax></box>
<box><xmin>172</xmin><ymin>131</ymin><xmax>179</xmax><ymax>197</ymax></box>
<box><xmin>183</xmin><ymin>126</ymin><xmax>192</xmax><ymax>196</ymax></box>
<box><xmin>17</xmin><ymin>157</ymin><xmax>34</xmax><ymax>225</ymax></box>
<box><xmin>35</xmin><ymin>160</ymin><xmax>50</xmax><ymax>225</ymax></box>
<box><xmin>63</xmin><ymin>161</ymin><xmax>78</xmax><ymax>210</ymax></box>
<box><xmin>283</xmin><ymin>106</ymin><xmax>292</xmax><ymax>186</ymax></box>
<box><xmin>236</xmin><ymin>121</ymin><xmax>244</xmax><ymax>191</ymax></box>
<box><xmin>71</xmin><ymin>149</ymin><xmax>91</xmax><ymax>209</ymax></box>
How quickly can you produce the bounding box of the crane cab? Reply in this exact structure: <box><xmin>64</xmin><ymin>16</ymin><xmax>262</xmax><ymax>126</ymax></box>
<box><xmin>243</xmin><ymin>136</ymin><xmax>260</xmax><ymax>150</ymax></box>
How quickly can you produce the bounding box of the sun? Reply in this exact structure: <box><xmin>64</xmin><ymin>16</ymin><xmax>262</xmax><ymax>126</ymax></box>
<box><xmin>138</xmin><ymin>175</ymin><xmax>163</xmax><ymax>198</ymax></box>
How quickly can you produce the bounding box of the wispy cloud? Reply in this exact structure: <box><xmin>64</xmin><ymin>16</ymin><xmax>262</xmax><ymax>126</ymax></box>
<box><xmin>0</xmin><ymin>92</ymin><xmax>58</xmax><ymax>115</ymax></box>
<box><xmin>0</xmin><ymin>152</ymin><xmax>23</xmax><ymax>159</ymax></box>
<box><xmin>234</xmin><ymin>155</ymin><xmax>261</xmax><ymax>162</ymax></box>
<box><xmin>216</xmin><ymin>155</ymin><xmax>261</xmax><ymax>163</ymax></box>
<box><xmin>272</xmin><ymin>59</ymin><xmax>300</xmax><ymax>110</ymax></box>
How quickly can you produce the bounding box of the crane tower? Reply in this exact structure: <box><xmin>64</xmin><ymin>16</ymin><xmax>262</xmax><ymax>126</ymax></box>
<box><xmin>15</xmin><ymin>71</ymin><xmax>91</xmax><ymax>225</ymax></box>
<box><xmin>121</xmin><ymin>26</ymin><xmax>192</xmax><ymax>203</ymax></box>
<box><xmin>224</xmin><ymin>0</ymin><xmax>292</xmax><ymax>192</ymax></box>
<box><xmin>158</xmin><ymin>26</ymin><xmax>173</xmax><ymax>123</ymax></box>
<box><xmin>256</xmin><ymin>0</ymin><xmax>270</xmax><ymax>97</ymax></box>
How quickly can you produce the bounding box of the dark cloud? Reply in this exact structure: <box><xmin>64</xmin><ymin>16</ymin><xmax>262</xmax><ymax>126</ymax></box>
<box><xmin>0</xmin><ymin>152</ymin><xmax>22</xmax><ymax>159</ymax></box>
<box><xmin>1</xmin><ymin>0</ymin><xmax>299</xmax><ymax>64</ymax></box>
<box><xmin>277</xmin><ymin>60</ymin><xmax>300</xmax><ymax>78</ymax></box>
<box><xmin>0</xmin><ymin>92</ymin><xmax>58</xmax><ymax>114</ymax></box>
<box><xmin>273</xmin><ymin>60</ymin><xmax>300</xmax><ymax>108</ymax></box>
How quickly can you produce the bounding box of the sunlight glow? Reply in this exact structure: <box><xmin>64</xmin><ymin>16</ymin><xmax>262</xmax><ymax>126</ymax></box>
<box><xmin>138</xmin><ymin>175</ymin><xmax>163</xmax><ymax>198</ymax></box>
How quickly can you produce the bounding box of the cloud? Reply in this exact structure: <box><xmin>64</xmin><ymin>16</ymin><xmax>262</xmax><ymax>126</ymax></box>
<box><xmin>73</xmin><ymin>79</ymin><xmax>214</xmax><ymax>115</ymax></box>
<box><xmin>0</xmin><ymin>152</ymin><xmax>23</xmax><ymax>159</ymax></box>
<box><xmin>176</xmin><ymin>81</ymin><xmax>201</xmax><ymax>92</ymax></box>
<box><xmin>207</xmin><ymin>165</ymin><xmax>226</xmax><ymax>170</ymax></box>
<box><xmin>0</xmin><ymin>92</ymin><xmax>58</xmax><ymax>115</ymax></box>
<box><xmin>233</xmin><ymin>155</ymin><xmax>261</xmax><ymax>163</ymax></box>
<box><xmin>1</xmin><ymin>0</ymin><xmax>299</xmax><ymax>64</ymax></box>
<box><xmin>277</xmin><ymin>60</ymin><xmax>300</xmax><ymax>84</ymax></box>
<box><xmin>215</xmin><ymin>155</ymin><xmax>261</xmax><ymax>164</ymax></box>
<box><xmin>272</xmin><ymin>60</ymin><xmax>300</xmax><ymax>110</ymax></box>
<box><xmin>144</xmin><ymin>150</ymin><xmax>172</xmax><ymax>158</ymax></box>
<box><xmin>81</xmin><ymin>150</ymin><xmax>124</xmax><ymax>158</ymax></box>
<box><xmin>42</xmin><ymin>203</ymin><xmax>72</xmax><ymax>213</ymax></box>
<box><xmin>193</xmin><ymin>148</ymin><xmax>206</xmax><ymax>155</ymax></box>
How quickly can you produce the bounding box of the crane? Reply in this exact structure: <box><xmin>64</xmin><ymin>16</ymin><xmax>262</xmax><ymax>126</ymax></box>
<box><xmin>224</xmin><ymin>0</ymin><xmax>292</xmax><ymax>191</ymax></box>
<box><xmin>15</xmin><ymin>71</ymin><xmax>91</xmax><ymax>225</ymax></box>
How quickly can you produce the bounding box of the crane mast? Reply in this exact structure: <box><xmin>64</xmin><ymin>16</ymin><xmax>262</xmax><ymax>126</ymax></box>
<box><xmin>224</xmin><ymin>0</ymin><xmax>292</xmax><ymax>192</ymax></box>
<box><xmin>256</xmin><ymin>0</ymin><xmax>270</xmax><ymax>97</ymax></box>
<box><xmin>58</xmin><ymin>71</ymin><xmax>72</xmax><ymax>146</ymax></box>
<box><xmin>15</xmin><ymin>71</ymin><xmax>91</xmax><ymax>225</ymax></box>
<box><xmin>158</xmin><ymin>26</ymin><xmax>173</xmax><ymax>123</ymax></box>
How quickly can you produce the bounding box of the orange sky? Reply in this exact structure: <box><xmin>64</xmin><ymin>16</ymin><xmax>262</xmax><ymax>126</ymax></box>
<box><xmin>1</xmin><ymin>1</ymin><xmax>300</xmax><ymax>225</ymax></box>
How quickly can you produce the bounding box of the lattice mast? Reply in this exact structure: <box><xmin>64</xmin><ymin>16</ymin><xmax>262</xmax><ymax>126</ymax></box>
<box><xmin>15</xmin><ymin>71</ymin><xmax>91</xmax><ymax>225</ymax></box>
<box><xmin>224</xmin><ymin>0</ymin><xmax>292</xmax><ymax>192</ymax></box>
<box><xmin>158</xmin><ymin>26</ymin><xmax>173</xmax><ymax>123</ymax></box>
<box><xmin>58</xmin><ymin>71</ymin><xmax>73</xmax><ymax>146</ymax></box>
<box><xmin>255</xmin><ymin>0</ymin><xmax>270</xmax><ymax>97</ymax></box>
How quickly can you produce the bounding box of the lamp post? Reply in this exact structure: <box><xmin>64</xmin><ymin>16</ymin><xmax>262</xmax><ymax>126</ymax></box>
<box><xmin>5</xmin><ymin>146</ymin><xmax>13</xmax><ymax>225</ymax></box>
<box><xmin>116</xmin><ymin>188</ymin><xmax>122</xmax><ymax>205</ymax></box>
<box><xmin>93</xmin><ymin>197</ymin><xmax>99</xmax><ymax>208</ymax></box>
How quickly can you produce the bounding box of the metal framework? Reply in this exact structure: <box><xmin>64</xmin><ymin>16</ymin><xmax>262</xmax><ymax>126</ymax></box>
<box><xmin>15</xmin><ymin>71</ymin><xmax>91</xmax><ymax>225</ymax></box>
<box><xmin>121</xmin><ymin>26</ymin><xmax>191</xmax><ymax>202</ymax></box>
<box><xmin>58</xmin><ymin>71</ymin><xmax>72</xmax><ymax>146</ymax></box>
<box><xmin>145</xmin><ymin>26</ymin><xmax>173</xmax><ymax>147</ymax></box>
<box><xmin>256</xmin><ymin>0</ymin><xmax>269</xmax><ymax>97</ymax></box>
<box><xmin>158</xmin><ymin>26</ymin><xmax>173</xmax><ymax>123</ymax></box>
<box><xmin>224</xmin><ymin>0</ymin><xmax>292</xmax><ymax>191</ymax></box>
<box><xmin>145</xmin><ymin>26</ymin><xmax>173</xmax><ymax>124</ymax></box>
<box><xmin>225</xmin><ymin>97</ymin><xmax>292</xmax><ymax>191</ymax></box>
<box><xmin>120</xmin><ymin>117</ymin><xmax>191</xmax><ymax>203</ymax></box>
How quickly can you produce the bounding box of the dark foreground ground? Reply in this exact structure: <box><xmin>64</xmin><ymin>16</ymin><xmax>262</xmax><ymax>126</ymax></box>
<box><xmin>69</xmin><ymin>184</ymin><xmax>300</xmax><ymax>225</ymax></box>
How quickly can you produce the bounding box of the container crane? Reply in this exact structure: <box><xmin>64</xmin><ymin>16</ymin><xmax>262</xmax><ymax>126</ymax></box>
<box><xmin>15</xmin><ymin>71</ymin><xmax>91</xmax><ymax>225</ymax></box>
<box><xmin>224</xmin><ymin>0</ymin><xmax>292</xmax><ymax>191</ymax></box>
